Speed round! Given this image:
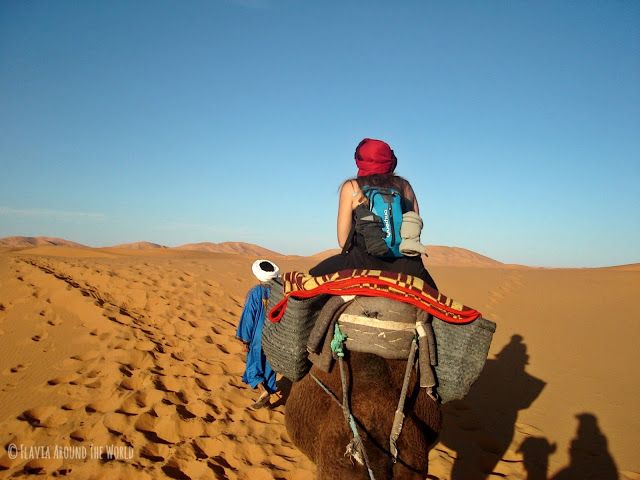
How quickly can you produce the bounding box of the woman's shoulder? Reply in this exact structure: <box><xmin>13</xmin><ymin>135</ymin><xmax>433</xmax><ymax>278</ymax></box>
<box><xmin>340</xmin><ymin>178</ymin><xmax>359</xmax><ymax>189</ymax></box>
<box><xmin>339</xmin><ymin>179</ymin><xmax>361</xmax><ymax>198</ymax></box>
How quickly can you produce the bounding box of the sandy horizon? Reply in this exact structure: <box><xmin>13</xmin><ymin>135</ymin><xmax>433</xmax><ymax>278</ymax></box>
<box><xmin>2</xmin><ymin>235</ymin><xmax>637</xmax><ymax>270</ymax></box>
<box><xmin>0</xmin><ymin>244</ymin><xmax>638</xmax><ymax>479</ymax></box>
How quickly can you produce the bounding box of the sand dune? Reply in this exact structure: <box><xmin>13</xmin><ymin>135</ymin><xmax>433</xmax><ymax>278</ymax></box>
<box><xmin>423</xmin><ymin>245</ymin><xmax>503</xmax><ymax>267</ymax></box>
<box><xmin>309</xmin><ymin>248</ymin><xmax>341</xmax><ymax>260</ymax></box>
<box><xmin>0</xmin><ymin>246</ymin><xmax>637</xmax><ymax>479</ymax></box>
<box><xmin>312</xmin><ymin>245</ymin><xmax>504</xmax><ymax>268</ymax></box>
<box><xmin>0</xmin><ymin>248</ymin><xmax>317</xmax><ymax>479</ymax></box>
<box><xmin>174</xmin><ymin>242</ymin><xmax>282</xmax><ymax>257</ymax></box>
<box><xmin>0</xmin><ymin>236</ymin><xmax>88</xmax><ymax>249</ymax></box>
<box><xmin>1</xmin><ymin>236</ymin><xmax>509</xmax><ymax>268</ymax></box>
<box><xmin>596</xmin><ymin>263</ymin><xmax>640</xmax><ymax>271</ymax></box>
<box><xmin>110</xmin><ymin>242</ymin><xmax>168</xmax><ymax>250</ymax></box>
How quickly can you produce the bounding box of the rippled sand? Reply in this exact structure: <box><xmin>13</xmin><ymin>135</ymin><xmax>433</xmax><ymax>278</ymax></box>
<box><xmin>0</xmin><ymin>246</ymin><xmax>637</xmax><ymax>479</ymax></box>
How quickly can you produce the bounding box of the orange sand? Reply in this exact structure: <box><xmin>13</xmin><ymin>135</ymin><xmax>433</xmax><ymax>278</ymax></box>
<box><xmin>0</xmin><ymin>245</ymin><xmax>638</xmax><ymax>479</ymax></box>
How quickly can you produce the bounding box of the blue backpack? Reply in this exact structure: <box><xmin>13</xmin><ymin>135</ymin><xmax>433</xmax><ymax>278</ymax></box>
<box><xmin>361</xmin><ymin>186</ymin><xmax>404</xmax><ymax>257</ymax></box>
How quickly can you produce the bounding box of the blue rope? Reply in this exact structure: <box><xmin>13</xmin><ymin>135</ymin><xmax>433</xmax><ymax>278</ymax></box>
<box><xmin>310</xmin><ymin>373</ymin><xmax>376</xmax><ymax>480</ymax></box>
<box><xmin>330</xmin><ymin>323</ymin><xmax>347</xmax><ymax>357</ymax></box>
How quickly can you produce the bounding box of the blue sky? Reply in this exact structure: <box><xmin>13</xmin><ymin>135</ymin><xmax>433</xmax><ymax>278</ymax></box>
<box><xmin>1</xmin><ymin>0</ymin><xmax>638</xmax><ymax>267</ymax></box>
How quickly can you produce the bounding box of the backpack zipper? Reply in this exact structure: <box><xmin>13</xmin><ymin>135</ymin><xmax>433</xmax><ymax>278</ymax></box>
<box><xmin>388</xmin><ymin>193</ymin><xmax>396</xmax><ymax>246</ymax></box>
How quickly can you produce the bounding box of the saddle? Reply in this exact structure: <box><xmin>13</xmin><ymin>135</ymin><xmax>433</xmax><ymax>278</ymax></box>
<box><xmin>262</xmin><ymin>279</ymin><xmax>496</xmax><ymax>476</ymax></box>
<box><xmin>262</xmin><ymin>278</ymin><xmax>497</xmax><ymax>403</ymax></box>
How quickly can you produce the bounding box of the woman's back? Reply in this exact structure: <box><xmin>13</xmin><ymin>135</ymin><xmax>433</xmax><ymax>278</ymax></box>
<box><xmin>310</xmin><ymin>138</ymin><xmax>438</xmax><ymax>290</ymax></box>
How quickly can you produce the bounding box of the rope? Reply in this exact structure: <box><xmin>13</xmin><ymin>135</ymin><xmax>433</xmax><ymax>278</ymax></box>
<box><xmin>331</xmin><ymin>323</ymin><xmax>348</xmax><ymax>357</ymax></box>
<box><xmin>310</xmin><ymin>372</ymin><xmax>376</xmax><ymax>480</ymax></box>
<box><xmin>310</xmin><ymin>373</ymin><xmax>341</xmax><ymax>405</ymax></box>
<box><xmin>310</xmin><ymin>324</ymin><xmax>376</xmax><ymax>480</ymax></box>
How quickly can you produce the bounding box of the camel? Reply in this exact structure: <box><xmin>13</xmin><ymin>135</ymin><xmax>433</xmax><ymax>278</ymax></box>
<box><xmin>284</xmin><ymin>350</ymin><xmax>443</xmax><ymax>479</ymax></box>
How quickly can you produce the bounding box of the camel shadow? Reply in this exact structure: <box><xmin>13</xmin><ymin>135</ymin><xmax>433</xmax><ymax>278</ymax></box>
<box><xmin>438</xmin><ymin>334</ymin><xmax>546</xmax><ymax>479</ymax></box>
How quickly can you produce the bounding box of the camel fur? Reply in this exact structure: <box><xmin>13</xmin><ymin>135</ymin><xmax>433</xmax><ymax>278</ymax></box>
<box><xmin>285</xmin><ymin>351</ymin><xmax>442</xmax><ymax>479</ymax></box>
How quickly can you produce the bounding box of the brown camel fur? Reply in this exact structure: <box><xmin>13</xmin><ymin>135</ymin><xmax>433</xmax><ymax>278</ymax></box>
<box><xmin>285</xmin><ymin>351</ymin><xmax>442</xmax><ymax>479</ymax></box>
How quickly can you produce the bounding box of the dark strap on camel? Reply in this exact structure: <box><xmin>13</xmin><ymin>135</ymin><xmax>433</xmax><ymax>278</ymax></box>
<box><xmin>390</xmin><ymin>318</ymin><xmax>439</xmax><ymax>462</ymax></box>
<box><xmin>416</xmin><ymin>318</ymin><xmax>438</xmax><ymax>393</ymax></box>
<box><xmin>390</xmin><ymin>336</ymin><xmax>418</xmax><ymax>462</ymax></box>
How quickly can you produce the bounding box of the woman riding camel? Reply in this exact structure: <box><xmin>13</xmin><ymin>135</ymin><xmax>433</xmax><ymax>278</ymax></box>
<box><xmin>310</xmin><ymin>137</ymin><xmax>437</xmax><ymax>290</ymax></box>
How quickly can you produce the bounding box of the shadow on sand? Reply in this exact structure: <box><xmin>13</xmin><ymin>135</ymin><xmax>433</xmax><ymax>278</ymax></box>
<box><xmin>437</xmin><ymin>334</ymin><xmax>620</xmax><ymax>480</ymax></box>
<box><xmin>517</xmin><ymin>435</ymin><xmax>556</xmax><ymax>480</ymax></box>
<box><xmin>269</xmin><ymin>376</ymin><xmax>293</xmax><ymax>409</ymax></box>
<box><xmin>516</xmin><ymin>413</ymin><xmax>619</xmax><ymax>479</ymax></box>
<box><xmin>549</xmin><ymin>413</ymin><xmax>618</xmax><ymax>480</ymax></box>
<box><xmin>438</xmin><ymin>334</ymin><xmax>545</xmax><ymax>479</ymax></box>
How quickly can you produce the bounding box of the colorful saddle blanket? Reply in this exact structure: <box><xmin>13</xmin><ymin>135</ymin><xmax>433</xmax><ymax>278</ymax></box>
<box><xmin>267</xmin><ymin>269</ymin><xmax>481</xmax><ymax>325</ymax></box>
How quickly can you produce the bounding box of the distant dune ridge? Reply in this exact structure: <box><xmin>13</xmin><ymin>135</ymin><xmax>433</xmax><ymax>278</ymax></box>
<box><xmin>1</xmin><ymin>236</ymin><xmax>636</xmax><ymax>269</ymax></box>
<box><xmin>309</xmin><ymin>248</ymin><xmax>342</xmax><ymax>259</ymax></box>
<box><xmin>423</xmin><ymin>245</ymin><xmax>503</xmax><ymax>267</ymax></box>
<box><xmin>110</xmin><ymin>241</ymin><xmax>168</xmax><ymax>250</ymax></box>
<box><xmin>174</xmin><ymin>241</ymin><xmax>282</xmax><ymax>257</ymax></box>
<box><xmin>0</xmin><ymin>237</ymin><xmax>278</xmax><ymax>257</ymax></box>
<box><xmin>308</xmin><ymin>245</ymin><xmax>504</xmax><ymax>268</ymax></box>
<box><xmin>2</xmin><ymin>236</ymin><xmax>503</xmax><ymax>267</ymax></box>
<box><xmin>597</xmin><ymin>263</ymin><xmax>640</xmax><ymax>271</ymax></box>
<box><xmin>0</xmin><ymin>236</ymin><xmax>88</xmax><ymax>248</ymax></box>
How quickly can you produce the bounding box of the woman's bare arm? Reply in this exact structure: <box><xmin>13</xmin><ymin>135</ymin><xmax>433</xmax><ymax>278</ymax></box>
<box><xmin>337</xmin><ymin>181</ymin><xmax>357</xmax><ymax>248</ymax></box>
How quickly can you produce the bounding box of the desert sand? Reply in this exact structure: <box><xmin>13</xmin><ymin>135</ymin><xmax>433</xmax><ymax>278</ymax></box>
<box><xmin>0</xmin><ymin>242</ymin><xmax>638</xmax><ymax>479</ymax></box>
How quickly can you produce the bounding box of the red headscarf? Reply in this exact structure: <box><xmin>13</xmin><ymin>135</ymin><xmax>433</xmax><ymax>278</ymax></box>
<box><xmin>354</xmin><ymin>138</ymin><xmax>397</xmax><ymax>177</ymax></box>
